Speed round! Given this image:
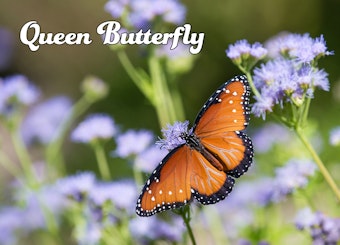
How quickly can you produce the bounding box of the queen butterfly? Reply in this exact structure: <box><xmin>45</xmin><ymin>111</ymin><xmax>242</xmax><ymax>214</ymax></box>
<box><xmin>136</xmin><ymin>75</ymin><xmax>253</xmax><ymax>216</ymax></box>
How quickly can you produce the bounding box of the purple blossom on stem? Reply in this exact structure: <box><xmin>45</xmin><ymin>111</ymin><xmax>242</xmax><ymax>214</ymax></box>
<box><xmin>105</xmin><ymin>0</ymin><xmax>186</xmax><ymax>29</ymax></box>
<box><xmin>156</xmin><ymin>120</ymin><xmax>190</xmax><ymax>151</ymax></box>
<box><xmin>134</xmin><ymin>145</ymin><xmax>167</xmax><ymax>172</ymax></box>
<box><xmin>71</xmin><ymin>114</ymin><xmax>117</xmax><ymax>143</ymax></box>
<box><xmin>55</xmin><ymin>172</ymin><xmax>96</xmax><ymax>201</ymax></box>
<box><xmin>114</xmin><ymin>129</ymin><xmax>154</xmax><ymax>158</ymax></box>
<box><xmin>295</xmin><ymin>208</ymin><xmax>340</xmax><ymax>244</ymax></box>
<box><xmin>329</xmin><ymin>127</ymin><xmax>340</xmax><ymax>146</ymax></box>
<box><xmin>0</xmin><ymin>75</ymin><xmax>40</xmax><ymax>115</ymax></box>
<box><xmin>21</xmin><ymin>96</ymin><xmax>72</xmax><ymax>145</ymax></box>
<box><xmin>264</xmin><ymin>33</ymin><xmax>333</xmax><ymax>63</ymax></box>
<box><xmin>226</xmin><ymin>39</ymin><xmax>267</xmax><ymax>60</ymax></box>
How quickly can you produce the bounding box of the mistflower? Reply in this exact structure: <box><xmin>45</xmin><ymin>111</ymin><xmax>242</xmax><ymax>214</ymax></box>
<box><xmin>71</xmin><ymin>114</ymin><xmax>117</xmax><ymax>143</ymax></box>
<box><xmin>226</xmin><ymin>39</ymin><xmax>267</xmax><ymax>62</ymax></box>
<box><xmin>134</xmin><ymin>145</ymin><xmax>167</xmax><ymax>172</ymax></box>
<box><xmin>156</xmin><ymin>120</ymin><xmax>190</xmax><ymax>151</ymax></box>
<box><xmin>0</xmin><ymin>75</ymin><xmax>40</xmax><ymax>115</ymax></box>
<box><xmin>273</xmin><ymin>158</ymin><xmax>317</xmax><ymax>198</ymax></box>
<box><xmin>114</xmin><ymin>129</ymin><xmax>154</xmax><ymax>158</ymax></box>
<box><xmin>295</xmin><ymin>208</ymin><xmax>340</xmax><ymax>244</ymax></box>
<box><xmin>330</xmin><ymin>127</ymin><xmax>340</xmax><ymax>146</ymax></box>
<box><xmin>81</xmin><ymin>76</ymin><xmax>109</xmax><ymax>102</ymax></box>
<box><xmin>105</xmin><ymin>0</ymin><xmax>186</xmax><ymax>29</ymax></box>
<box><xmin>264</xmin><ymin>33</ymin><xmax>333</xmax><ymax>62</ymax></box>
<box><xmin>252</xmin><ymin>123</ymin><xmax>293</xmax><ymax>153</ymax></box>
<box><xmin>89</xmin><ymin>180</ymin><xmax>137</xmax><ymax>213</ymax></box>
<box><xmin>21</xmin><ymin>96</ymin><xmax>72</xmax><ymax>145</ymax></box>
<box><xmin>55</xmin><ymin>172</ymin><xmax>96</xmax><ymax>201</ymax></box>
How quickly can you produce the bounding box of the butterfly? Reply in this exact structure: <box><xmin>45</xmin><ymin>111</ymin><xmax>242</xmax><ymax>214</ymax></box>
<box><xmin>136</xmin><ymin>75</ymin><xmax>253</xmax><ymax>217</ymax></box>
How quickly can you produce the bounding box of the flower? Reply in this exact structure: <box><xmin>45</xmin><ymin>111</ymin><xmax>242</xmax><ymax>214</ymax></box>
<box><xmin>71</xmin><ymin>114</ymin><xmax>117</xmax><ymax>143</ymax></box>
<box><xmin>114</xmin><ymin>129</ymin><xmax>154</xmax><ymax>158</ymax></box>
<box><xmin>295</xmin><ymin>208</ymin><xmax>340</xmax><ymax>244</ymax></box>
<box><xmin>329</xmin><ymin>127</ymin><xmax>340</xmax><ymax>146</ymax></box>
<box><xmin>134</xmin><ymin>145</ymin><xmax>167</xmax><ymax>172</ymax></box>
<box><xmin>21</xmin><ymin>96</ymin><xmax>72</xmax><ymax>145</ymax></box>
<box><xmin>264</xmin><ymin>33</ymin><xmax>333</xmax><ymax>62</ymax></box>
<box><xmin>55</xmin><ymin>172</ymin><xmax>96</xmax><ymax>201</ymax></box>
<box><xmin>89</xmin><ymin>179</ymin><xmax>137</xmax><ymax>213</ymax></box>
<box><xmin>156</xmin><ymin>120</ymin><xmax>190</xmax><ymax>151</ymax></box>
<box><xmin>81</xmin><ymin>76</ymin><xmax>109</xmax><ymax>102</ymax></box>
<box><xmin>226</xmin><ymin>39</ymin><xmax>267</xmax><ymax>60</ymax></box>
<box><xmin>105</xmin><ymin>0</ymin><xmax>186</xmax><ymax>29</ymax></box>
<box><xmin>252</xmin><ymin>123</ymin><xmax>293</xmax><ymax>153</ymax></box>
<box><xmin>273</xmin><ymin>159</ymin><xmax>317</xmax><ymax>199</ymax></box>
<box><xmin>0</xmin><ymin>75</ymin><xmax>40</xmax><ymax>115</ymax></box>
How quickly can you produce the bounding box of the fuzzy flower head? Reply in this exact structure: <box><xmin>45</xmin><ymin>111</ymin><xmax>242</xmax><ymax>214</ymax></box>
<box><xmin>21</xmin><ymin>96</ymin><xmax>72</xmax><ymax>145</ymax></box>
<box><xmin>295</xmin><ymin>208</ymin><xmax>340</xmax><ymax>244</ymax></box>
<box><xmin>114</xmin><ymin>129</ymin><xmax>154</xmax><ymax>158</ymax></box>
<box><xmin>156</xmin><ymin>120</ymin><xmax>191</xmax><ymax>151</ymax></box>
<box><xmin>71</xmin><ymin>114</ymin><xmax>117</xmax><ymax>143</ymax></box>
<box><xmin>226</xmin><ymin>40</ymin><xmax>267</xmax><ymax>70</ymax></box>
<box><xmin>251</xmin><ymin>57</ymin><xmax>330</xmax><ymax>119</ymax></box>
<box><xmin>0</xmin><ymin>75</ymin><xmax>40</xmax><ymax>116</ymax></box>
<box><xmin>105</xmin><ymin>0</ymin><xmax>186</xmax><ymax>29</ymax></box>
<box><xmin>329</xmin><ymin>127</ymin><xmax>340</xmax><ymax>146</ymax></box>
<box><xmin>265</xmin><ymin>33</ymin><xmax>333</xmax><ymax>63</ymax></box>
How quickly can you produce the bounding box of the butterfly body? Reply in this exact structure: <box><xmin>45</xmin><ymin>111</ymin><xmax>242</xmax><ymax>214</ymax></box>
<box><xmin>136</xmin><ymin>75</ymin><xmax>253</xmax><ymax>217</ymax></box>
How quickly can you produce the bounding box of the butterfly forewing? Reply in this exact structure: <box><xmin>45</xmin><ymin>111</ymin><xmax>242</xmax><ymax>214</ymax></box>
<box><xmin>194</xmin><ymin>75</ymin><xmax>250</xmax><ymax>136</ymax></box>
<box><xmin>194</xmin><ymin>75</ymin><xmax>253</xmax><ymax>177</ymax></box>
<box><xmin>136</xmin><ymin>146</ymin><xmax>192</xmax><ymax>217</ymax></box>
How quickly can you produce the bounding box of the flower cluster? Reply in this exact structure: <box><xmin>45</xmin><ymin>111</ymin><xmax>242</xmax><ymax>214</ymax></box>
<box><xmin>295</xmin><ymin>208</ymin><xmax>340</xmax><ymax>244</ymax></box>
<box><xmin>329</xmin><ymin>126</ymin><xmax>340</xmax><ymax>146</ymax></box>
<box><xmin>0</xmin><ymin>75</ymin><xmax>40</xmax><ymax>116</ymax></box>
<box><xmin>105</xmin><ymin>0</ymin><xmax>186</xmax><ymax>29</ymax></box>
<box><xmin>114</xmin><ymin>129</ymin><xmax>167</xmax><ymax>172</ymax></box>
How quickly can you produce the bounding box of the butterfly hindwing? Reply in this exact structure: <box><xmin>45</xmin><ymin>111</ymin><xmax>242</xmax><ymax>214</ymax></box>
<box><xmin>190</xmin><ymin>150</ymin><xmax>235</xmax><ymax>205</ymax></box>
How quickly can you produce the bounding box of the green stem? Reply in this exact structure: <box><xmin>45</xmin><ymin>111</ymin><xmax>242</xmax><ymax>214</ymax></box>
<box><xmin>0</xmin><ymin>150</ymin><xmax>21</xmax><ymax>177</ymax></box>
<box><xmin>10</xmin><ymin>128</ymin><xmax>35</xmax><ymax>186</ymax></box>
<box><xmin>93</xmin><ymin>142</ymin><xmax>111</xmax><ymax>181</ymax></box>
<box><xmin>241</xmin><ymin>68</ymin><xmax>261</xmax><ymax>99</ymax></box>
<box><xmin>177</xmin><ymin>206</ymin><xmax>197</xmax><ymax>245</ymax></box>
<box><xmin>132</xmin><ymin>163</ymin><xmax>143</xmax><ymax>187</ymax></box>
<box><xmin>46</xmin><ymin>95</ymin><xmax>91</xmax><ymax>175</ymax></box>
<box><xmin>295</xmin><ymin>128</ymin><xmax>340</xmax><ymax>202</ymax></box>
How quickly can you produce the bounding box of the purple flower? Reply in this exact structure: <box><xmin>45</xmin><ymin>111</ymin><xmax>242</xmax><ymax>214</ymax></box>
<box><xmin>21</xmin><ymin>96</ymin><xmax>72</xmax><ymax>145</ymax></box>
<box><xmin>89</xmin><ymin>179</ymin><xmax>137</xmax><ymax>213</ymax></box>
<box><xmin>0</xmin><ymin>207</ymin><xmax>23</xmax><ymax>244</ymax></box>
<box><xmin>114</xmin><ymin>129</ymin><xmax>154</xmax><ymax>158</ymax></box>
<box><xmin>330</xmin><ymin>127</ymin><xmax>340</xmax><ymax>146</ymax></box>
<box><xmin>105</xmin><ymin>0</ymin><xmax>186</xmax><ymax>29</ymax></box>
<box><xmin>295</xmin><ymin>208</ymin><xmax>340</xmax><ymax>244</ymax></box>
<box><xmin>252</xmin><ymin>123</ymin><xmax>293</xmax><ymax>153</ymax></box>
<box><xmin>71</xmin><ymin>114</ymin><xmax>117</xmax><ymax>143</ymax></box>
<box><xmin>55</xmin><ymin>172</ymin><xmax>96</xmax><ymax>201</ymax></box>
<box><xmin>226</xmin><ymin>40</ymin><xmax>267</xmax><ymax>60</ymax></box>
<box><xmin>0</xmin><ymin>75</ymin><xmax>40</xmax><ymax>115</ymax></box>
<box><xmin>251</xmin><ymin>96</ymin><xmax>273</xmax><ymax>119</ymax></box>
<box><xmin>129</xmin><ymin>215</ymin><xmax>185</xmax><ymax>242</ymax></box>
<box><xmin>264</xmin><ymin>33</ymin><xmax>333</xmax><ymax>63</ymax></box>
<box><xmin>105</xmin><ymin>0</ymin><xmax>130</xmax><ymax>19</ymax></box>
<box><xmin>156</xmin><ymin>120</ymin><xmax>190</xmax><ymax>150</ymax></box>
<box><xmin>273</xmin><ymin>159</ymin><xmax>317</xmax><ymax>198</ymax></box>
<box><xmin>134</xmin><ymin>145</ymin><xmax>167</xmax><ymax>172</ymax></box>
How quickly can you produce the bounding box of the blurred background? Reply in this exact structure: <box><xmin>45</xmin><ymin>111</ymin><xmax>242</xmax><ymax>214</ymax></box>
<box><xmin>1</xmin><ymin>0</ymin><xmax>340</xmax><ymax>179</ymax></box>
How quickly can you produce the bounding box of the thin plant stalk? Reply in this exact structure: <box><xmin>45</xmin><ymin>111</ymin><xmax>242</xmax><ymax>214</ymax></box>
<box><xmin>295</xmin><ymin>128</ymin><xmax>340</xmax><ymax>202</ymax></box>
<box><xmin>93</xmin><ymin>142</ymin><xmax>111</xmax><ymax>181</ymax></box>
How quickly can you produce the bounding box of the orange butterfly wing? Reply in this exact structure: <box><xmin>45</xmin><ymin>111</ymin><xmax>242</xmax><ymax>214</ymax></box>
<box><xmin>194</xmin><ymin>75</ymin><xmax>253</xmax><ymax>177</ymax></box>
<box><xmin>136</xmin><ymin>145</ymin><xmax>234</xmax><ymax>216</ymax></box>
